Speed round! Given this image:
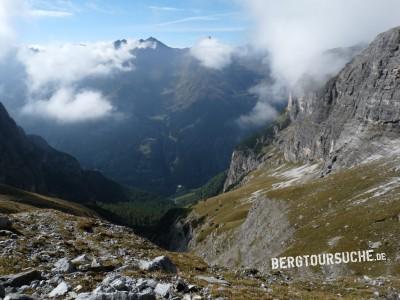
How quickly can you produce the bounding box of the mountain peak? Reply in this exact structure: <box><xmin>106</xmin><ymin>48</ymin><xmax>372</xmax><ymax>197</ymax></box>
<box><xmin>141</xmin><ymin>37</ymin><xmax>169</xmax><ymax>49</ymax></box>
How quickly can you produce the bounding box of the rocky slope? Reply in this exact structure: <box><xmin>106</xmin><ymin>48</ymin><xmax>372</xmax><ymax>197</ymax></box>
<box><xmin>1</xmin><ymin>198</ymin><xmax>400</xmax><ymax>299</ymax></box>
<box><xmin>168</xmin><ymin>26</ymin><xmax>400</xmax><ymax>283</ymax></box>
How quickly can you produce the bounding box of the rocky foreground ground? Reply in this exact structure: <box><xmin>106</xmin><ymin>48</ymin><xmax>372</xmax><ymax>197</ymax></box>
<box><xmin>0</xmin><ymin>210</ymin><xmax>399</xmax><ymax>300</ymax></box>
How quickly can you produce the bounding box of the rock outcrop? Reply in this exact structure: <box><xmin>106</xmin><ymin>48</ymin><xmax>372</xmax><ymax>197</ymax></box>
<box><xmin>281</xmin><ymin>26</ymin><xmax>400</xmax><ymax>172</ymax></box>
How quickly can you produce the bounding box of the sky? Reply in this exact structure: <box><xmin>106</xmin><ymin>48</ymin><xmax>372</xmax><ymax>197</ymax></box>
<box><xmin>2</xmin><ymin>0</ymin><xmax>400</xmax><ymax>125</ymax></box>
<box><xmin>20</xmin><ymin>0</ymin><xmax>249</xmax><ymax>47</ymax></box>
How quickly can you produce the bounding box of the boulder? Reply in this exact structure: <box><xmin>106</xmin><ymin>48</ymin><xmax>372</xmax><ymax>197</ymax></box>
<box><xmin>0</xmin><ymin>215</ymin><xmax>12</xmax><ymax>230</ymax></box>
<box><xmin>0</xmin><ymin>270</ymin><xmax>42</xmax><ymax>288</ymax></box>
<box><xmin>154</xmin><ymin>283</ymin><xmax>172</xmax><ymax>298</ymax></box>
<box><xmin>138</xmin><ymin>256</ymin><xmax>177</xmax><ymax>274</ymax></box>
<box><xmin>48</xmin><ymin>281</ymin><xmax>70</xmax><ymax>298</ymax></box>
<box><xmin>110</xmin><ymin>278</ymin><xmax>127</xmax><ymax>291</ymax></box>
<box><xmin>72</xmin><ymin>254</ymin><xmax>91</xmax><ymax>265</ymax></box>
<box><xmin>53</xmin><ymin>258</ymin><xmax>75</xmax><ymax>274</ymax></box>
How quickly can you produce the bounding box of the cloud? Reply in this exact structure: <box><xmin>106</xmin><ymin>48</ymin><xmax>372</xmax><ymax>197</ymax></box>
<box><xmin>156</xmin><ymin>15</ymin><xmax>219</xmax><ymax>26</ymax></box>
<box><xmin>22</xmin><ymin>87</ymin><xmax>113</xmax><ymax>123</ymax></box>
<box><xmin>18</xmin><ymin>40</ymin><xmax>142</xmax><ymax>91</ymax></box>
<box><xmin>238</xmin><ymin>102</ymin><xmax>277</xmax><ymax>127</ymax></box>
<box><xmin>0</xmin><ymin>0</ymin><xmax>27</xmax><ymax>59</ymax></box>
<box><xmin>29</xmin><ymin>9</ymin><xmax>73</xmax><ymax>17</ymax></box>
<box><xmin>237</xmin><ymin>0</ymin><xmax>400</xmax><ymax>127</ymax></box>
<box><xmin>18</xmin><ymin>39</ymin><xmax>151</xmax><ymax>123</ymax></box>
<box><xmin>190</xmin><ymin>37</ymin><xmax>234</xmax><ymax>70</ymax></box>
<box><xmin>238</xmin><ymin>81</ymin><xmax>284</xmax><ymax>127</ymax></box>
<box><xmin>243</xmin><ymin>0</ymin><xmax>400</xmax><ymax>88</ymax></box>
<box><xmin>149</xmin><ymin>6</ymin><xmax>183</xmax><ymax>12</ymax></box>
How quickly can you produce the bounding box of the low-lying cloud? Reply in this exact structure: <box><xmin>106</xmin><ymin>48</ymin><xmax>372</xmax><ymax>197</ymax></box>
<box><xmin>238</xmin><ymin>0</ymin><xmax>400</xmax><ymax>127</ymax></box>
<box><xmin>244</xmin><ymin>0</ymin><xmax>400</xmax><ymax>87</ymax></box>
<box><xmin>190</xmin><ymin>37</ymin><xmax>234</xmax><ymax>70</ymax></box>
<box><xmin>22</xmin><ymin>87</ymin><xmax>114</xmax><ymax>123</ymax></box>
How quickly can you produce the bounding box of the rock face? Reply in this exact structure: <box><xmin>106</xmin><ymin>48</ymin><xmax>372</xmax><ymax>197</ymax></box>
<box><xmin>223</xmin><ymin>26</ymin><xmax>400</xmax><ymax>190</ymax></box>
<box><xmin>0</xmin><ymin>102</ymin><xmax>131</xmax><ymax>203</ymax></box>
<box><xmin>178</xmin><ymin>26</ymin><xmax>400</xmax><ymax>281</ymax></box>
<box><xmin>281</xmin><ymin>26</ymin><xmax>400</xmax><ymax>172</ymax></box>
<box><xmin>223</xmin><ymin>149</ymin><xmax>260</xmax><ymax>192</ymax></box>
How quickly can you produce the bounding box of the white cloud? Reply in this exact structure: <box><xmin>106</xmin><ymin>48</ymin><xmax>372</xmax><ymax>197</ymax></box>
<box><xmin>18</xmin><ymin>40</ymin><xmax>143</xmax><ymax>91</ymax></box>
<box><xmin>238</xmin><ymin>81</ymin><xmax>284</xmax><ymax>127</ymax></box>
<box><xmin>18</xmin><ymin>39</ymin><xmax>152</xmax><ymax>123</ymax></box>
<box><xmin>29</xmin><ymin>9</ymin><xmax>73</xmax><ymax>18</ymax></box>
<box><xmin>149</xmin><ymin>6</ymin><xmax>183</xmax><ymax>12</ymax></box>
<box><xmin>237</xmin><ymin>0</ymin><xmax>400</xmax><ymax>127</ymax></box>
<box><xmin>22</xmin><ymin>87</ymin><xmax>114</xmax><ymax>123</ymax></box>
<box><xmin>0</xmin><ymin>0</ymin><xmax>27</xmax><ymax>59</ymax></box>
<box><xmin>243</xmin><ymin>0</ymin><xmax>400</xmax><ymax>87</ymax></box>
<box><xmin>190</xmin><ymin>37</ymin><xmax>234</xmax><ymax>70</ymax></box>
<box><xmin>238</xmin><ymin>101</ymin><xmax>277</xmax><ymax>127</ymax></box>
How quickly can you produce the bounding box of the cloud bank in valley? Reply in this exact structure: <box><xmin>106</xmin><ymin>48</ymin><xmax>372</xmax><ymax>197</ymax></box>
<box><xmin>238</xmin><ymin>0</ymin><xmax>400</xmax><ymax>126</ymax></box>
<box><xmin>190</xmin><ymin>37</ymin><xmax>234</xmax><ymax>70</ymax></box>
<box><xmin>22</xmin><ymin>87</ymin><xmax>113</xmax><ymax>123</ymax></box>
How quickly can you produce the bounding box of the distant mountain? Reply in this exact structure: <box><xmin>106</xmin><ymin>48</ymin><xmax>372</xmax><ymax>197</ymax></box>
<box><xmin>17</xmin><ymin>38</ymin><xmax>269</xmax><ymax>195</ymax></box>
<box><xmin>0</xmin><ymin>102</ymin><xmax>133</xmax><ymax>203</ymax></box>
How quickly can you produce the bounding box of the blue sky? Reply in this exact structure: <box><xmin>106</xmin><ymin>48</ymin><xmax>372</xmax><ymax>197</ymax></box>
<box><xmin>23</xmin><ymin>0</ymin><xmax>249</xmax><ymax>47</ymax></box>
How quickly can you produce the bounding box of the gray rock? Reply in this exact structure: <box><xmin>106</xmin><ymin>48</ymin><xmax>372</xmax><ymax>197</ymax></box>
<box><xmin>0</xmin><ymin>270</ymin><xmax>42</xmax><ymax>288</ymax></box>
<box><xmin>48</xmin><ymin>281</ymin><xmax>70</xmax><ymax>298</ymax></box>
<box><xmin>174</xmin><ymin>279</ymin><xmax>188</xmax><ymax>293</ymax></box>
<box><xmin>72</xmin><ymin>254</ymin><xmax>91</xmax><ymax>265</ymax></box>
<box><xmin>368</xmin><ymin>241</ymin><xmax>382</xmax><ymax>249</ymax></box>
<box><xmin>0</xmin><ymin>284</ymin><xmax>5</xmax><ymax>298</ymax></box>
<box><xmin>137</xmin><ymin>289</ymin><xmax>156</xmax><ymax>300</ymax></box>
<box><xmin>280</xmin><ymin>26</ymin><xmax>400</xmax><ymax>173</ymax></box>
<box><xmin>139</xmin><ymin>256</ymin><xmax>177</xmax><ymax>273</ymax></box>
<box><xmin>0</xmin><ymin>215</ymin><xmax>11</xmax><ymax>230</ymax></box>
<box><xmin>4</xmin><ymin>294</ymin><xmax>36</xmax><ymax>300</ymax></box>
<box><xmin>154</xmin><ymin>283</ymin><xmax>172</xmax><ymax>298</ymax></box>
<box><xmin>76</xmin><ymin>291</ymin><xmax>138</xmax><ymax>300</ymax></box>
<box><xmin>110</xmin><ymin>278</ymin><xmax>127</xmax><ymax>291</ymax></box>
<box><xmin>194</xmin><ymin>276</ymin><xmax>230</xmax><ymax>286</ymax></box>
<box><xmin>53</xmin><ymin>258</ymin><xmax>75</xmax><ymax>274</ymax></box>
<box><xmin>223</xmin><ymin>149</ymin><xmax>261</xmax><ymax>192</ymax></box>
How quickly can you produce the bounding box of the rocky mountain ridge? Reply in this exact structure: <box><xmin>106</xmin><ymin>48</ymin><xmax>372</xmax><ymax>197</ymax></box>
<box><xmin>0</xmin><ymin>102</ymin><xmax>136</xmax><ymax>204</ymax></box>
<box><xmin>166</xmin><ymin>26</ymin><xmax>400</xmax><ymax>284</ymax></box>
<box><xmin>282</xmin><ymin>26</ymin><xmax>400</xmax><ymax>173</ymax></box>
<box><xmin>224</xmin><ymin>25</ymin><xmax>400</xmax><ymax>190</ymax></box>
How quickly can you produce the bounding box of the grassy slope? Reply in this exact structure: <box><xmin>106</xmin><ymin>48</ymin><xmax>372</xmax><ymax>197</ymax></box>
<box><xmin>0</xmin><ymin>184</ymin><xmax>97</xmax><ymax>217</ymax></box>
<box><xmin>190</xmin><ymin>155</ymin><xmax>400</xmax><ymax>277</ymax></box>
